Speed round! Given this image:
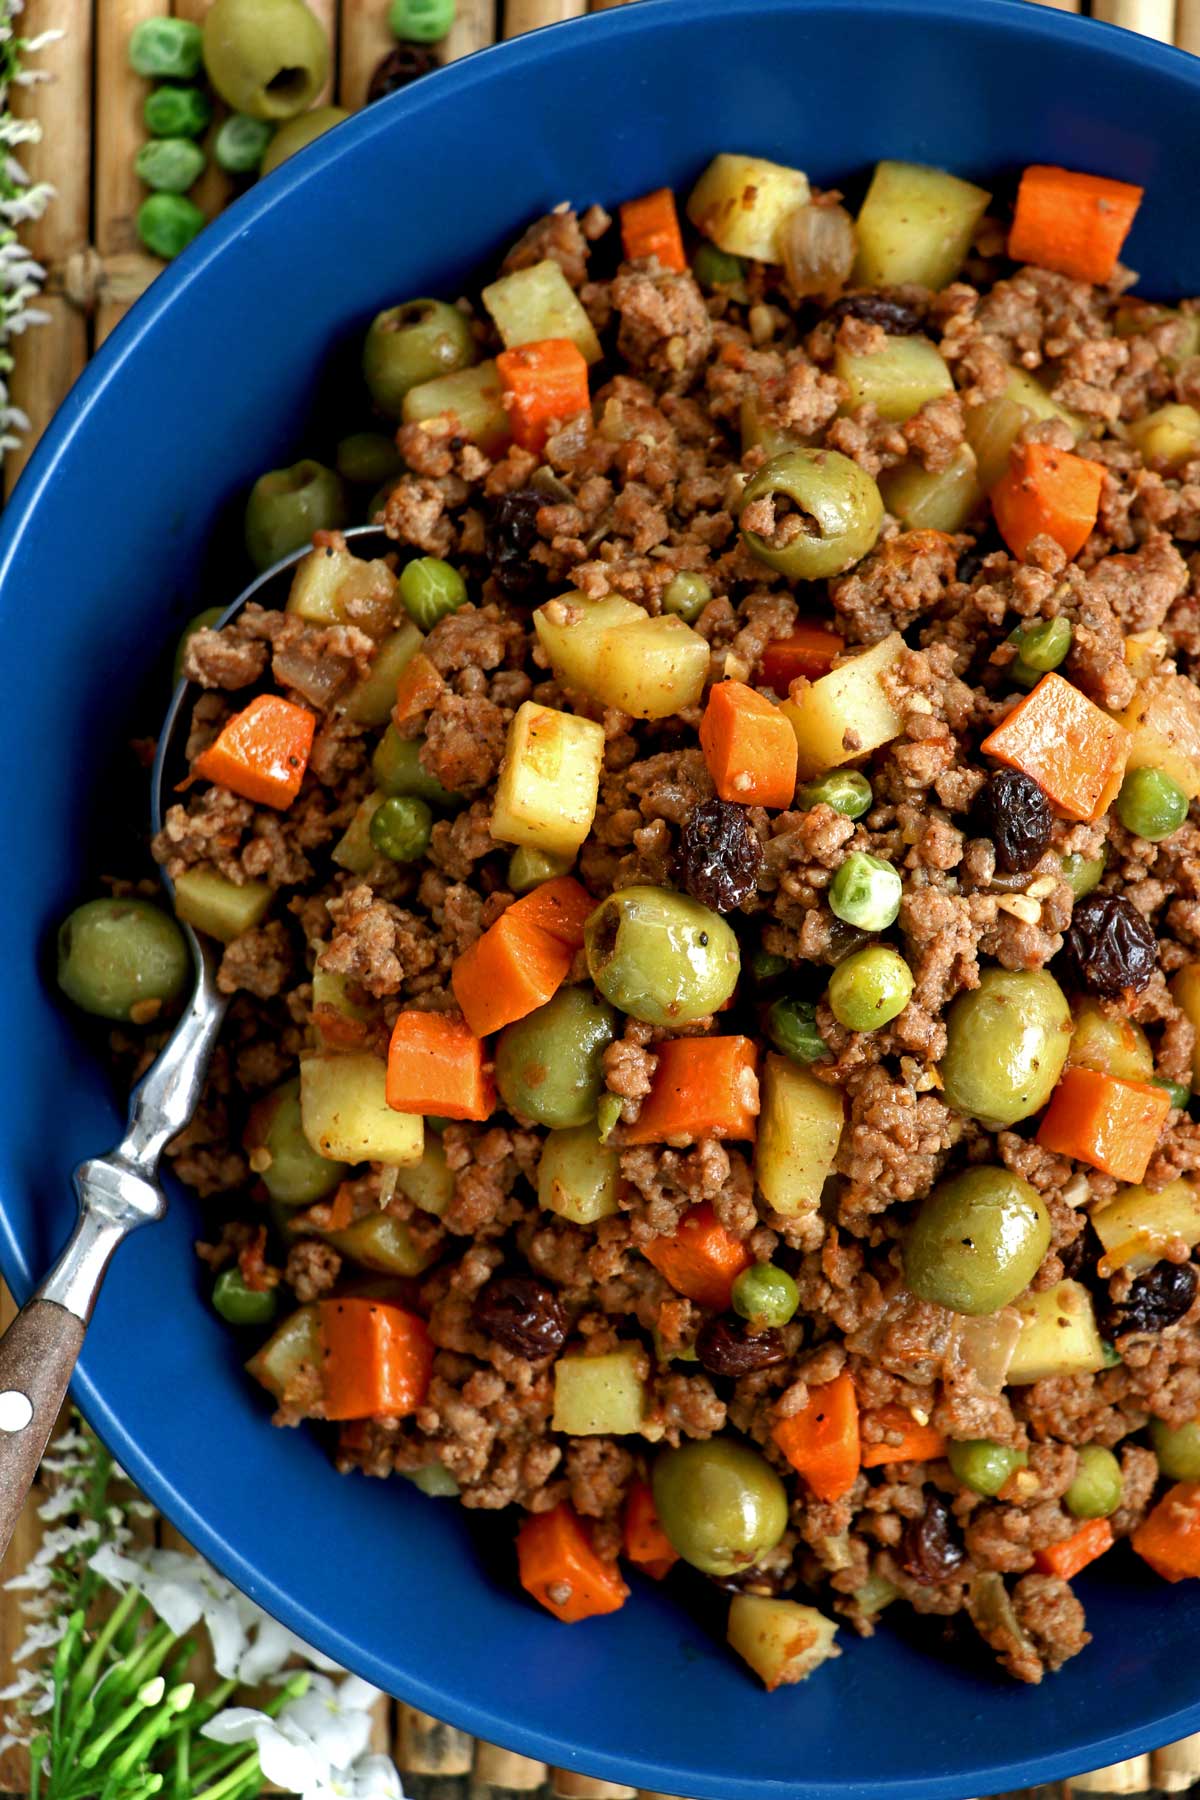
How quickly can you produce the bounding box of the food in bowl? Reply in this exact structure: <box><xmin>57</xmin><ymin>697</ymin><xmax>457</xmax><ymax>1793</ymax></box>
<box><xmin>58</xmin><ymin>149</ymin><xmax>1200</xmax><ymax>1691</ymax></box>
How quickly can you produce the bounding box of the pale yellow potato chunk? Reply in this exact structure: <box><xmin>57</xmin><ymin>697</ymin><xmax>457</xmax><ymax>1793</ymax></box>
<box><xmin>1115</xmin><ymin>671</ymin><xmax>1200</xmax><ymax>799</ymax></box>
<box><xmin>482</xmin><ymin>259</ymin><xmax>602</xmax><ymax>364</ymax></box>
<box><xmin>853</xmin><ymin>160</ymin><xmax>990</xmax><ymax>290</ymax></box>
<box><xmin>490</xmin><ymin>700</ymin><xmax>605</xmax><ymax>857</ymax></box>
<box><xmin>1006</xmin><ymin>1281</ymin><xmax>1108</xmax><ymax>1386</ymax></box>
<box><xmin>552</xmin><ymin>1345</ymin><xmax>647</xmax><ymax>1435</ymax></box>
<box><xmin>726</xmin><ymin>1595</ymin><xmax>840</xmax><ymax>1690</ymax></box>
<box><xmin>781</xmin><ymin>632</ymin><xmax>905</xmax><ymax>780</ymax></box>
<box><xmin>534</xmin><ymin>593</ymin><xmax>709</xmax><ymax>720</ymax></box>
<box><xmin>299</xmin><ymin>1053</ymin><xmax>423</xmax><ymax>1166</ymax></box>
<box><xmin>1091</xmin><ymin>1178</ymin><xmax>1200</xmax><ymax>1277</ymax></box>
<box><xmin>173</xmin><ymin>868</ymin><xmax>272</xmax><ymax>944</ymax></box>
<box><xmin>755</xmin><ymin>1053</ymin><xmax>844</xmax><ymax>1218</ymax></box>
<box><xmin>686</xmin><ymin>153</ymin><xmax>810</xmax><ymax>261</ymax></box>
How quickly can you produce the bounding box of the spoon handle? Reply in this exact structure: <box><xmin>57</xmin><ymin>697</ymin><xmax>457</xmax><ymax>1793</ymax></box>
<box><xmin>0</xmin><ymin>1295</ymin><xmax>86</xmax><ymax>1558</ymax></box>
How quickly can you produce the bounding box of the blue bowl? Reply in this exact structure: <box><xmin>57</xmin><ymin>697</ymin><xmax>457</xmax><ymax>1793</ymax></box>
<box><xmin>5</xmin><ymin>1</ymin><xmax>1200</xmax><ymax>1793</ymax></box>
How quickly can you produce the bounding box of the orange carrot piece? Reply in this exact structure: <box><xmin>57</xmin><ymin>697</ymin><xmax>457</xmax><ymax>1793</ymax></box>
<box><xmin>1036</xmin><ymin>1065</ymin><xmax>1171</xmax><ymax>1184</ymax></box>
<box><xmin>1132</xmin><ymin>1481</ymin><xmax>1200</xmax><ymax>1582</ymax></box>
<box><xmin>192</xmin><ymin>694</ymin><xmax>315</xmax><ymax>810</ymax></box>
<box><xmin>699</xmin><ymin>681</ymin><xmax>799</xmax><ymax>810</ymax></box>
<box><xmin>451</xmin><ymin>907</ymin><xmax>572</xmax><ymax>1038</ymax></box>
<box><xmin>620</xmin><ymin>186</ymin><xmax>687</xmax><ymax>274</ymax></box>
<box><xmin>991</xmin><ymin>442</ymin><xmax>1105</xmax><ymax>563</ymax></box>
<box><xmin>772</xmin><ymin>1372</ymin><xmax>861</xmax><ymax>1503</ymax></box>
<box><xmin>517</xmin><ymin>1502</ymin><xmax>630</xmax><ymax>1623</ymax></box>
<box><xmin>642</xmin><ymin>1201</ymin><xmax>753</xmax><ymax>1311</ymax></box>
<box><xmin>1034</xmin><ymin>1517</ymin><xmax>1115</xmax><ymax>1581</ymax></box>
<box><xmin>385</xmin><ymin>1010</ymin><xmax>493</xmax><ymax>1120</ymax></box>
<box><xmin>508</xmin><ymin>875</ymin><xmax>595</xmax><ymax>951</ymax></box>
<box><xmin>859</xmin><ymin>1405</ymin><xmax>947</xmax><ymax>1468</ymax></box>
<box><xmin>393</xmin><ymin>653</ymin><xmax>446</xmax><ymax>728</ymax></box>
<box><xmin>760</xmin><ymin>624</ymin><xmax>844</xmax><ymax>695</ymax></box>
<box><xmin>318</xmin><ymin>1298</ymin><xmax>433</xmax><ymax>1421</ymax></box>
<box><xmin>622</xmin><ymin>1479</ymin><xmax>679</xmax><ymax>1580</ymax></box>
<box><xmin>1009</xmin><ymin>165</ymin><xmax>1143</xmax><ymax>286</ymax></box>
<box><xmin>624</xmin><ymin>1037</ymin><xmax>760</xmax><ymax>1146</ymax></box>
<box><xmin>980</xmin><ymin>671</ymin><xmax>1130</xmax><ymax>824</ymax></box>
<box><xmin>496</xmin><ymin>339</ymin><xmax>590</xmax><ymax>454</ymax></box>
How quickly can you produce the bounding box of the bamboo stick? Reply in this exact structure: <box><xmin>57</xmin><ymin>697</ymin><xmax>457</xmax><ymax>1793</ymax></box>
<box><xmin>551</xmin><ymin>1774</ymin><xmax>636</xmax><ymax>1800</ymax></box>
<box><xmin>95</xmin><ymin>0</ymin><xmax>171</xmax><ymax>345</ymax></box>
<box><xmin>1066</xmin><ymin>1756</ymin><xmax>1153</xmax><ymax>1795</ymax></box>
<box><xmin>472</xmin><ymin>1742</ymin><xmax>549</xmax><ymax>1796</ymax></box>
<box><xmin>1026</xmin><ymin>0</ymin><xmax>1082</xmax><ymax>13</ymax></box>
<box><xmin>398</xmin><ymin>1705</ymin><xmax>476</xmax><ymax>1776</ymax></box>
<box><xmin>3</xmin><ymin>0</ymin><xmax>93</xmax><ymax>498</ymax></box>
<box><xmin>503</xmin><ymin>0</ymin><xmax>587</xmax><ymax>37</ymax></box>
<box><xmin>339</xmin><ymin>2</ymin><xmax>395</xmax><ymax>111</ymax></box>
<box><xmin>170</xmin><ymin>0</ymin><xmax>236</xmax><ymax>218</ymax></box>
<box><xmin>1151</xmin><ymin>1732</ymin><xmax>1200</xmax><ymax>1793</ymax></box>
<box><xmin>1174</xmin><ymin>0</ymin><xmax>1200</xmax><ymax>49</ymax></box>
<box><xmin>588</xmin><ymin>0</ymin><xmax>636</xmax><ymax>8</ymax></box>
<box><xmin>1091</xmin><ymin>0</ymin><xmax>1177</xmax><ymax>40</ymax></box>
<box><xmin>444</xmin><ymin>0</ymin><xmax>498</xmax><ymax>61</ymax></box>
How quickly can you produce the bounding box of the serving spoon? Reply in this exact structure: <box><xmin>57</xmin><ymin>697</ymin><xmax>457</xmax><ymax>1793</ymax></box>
<box><xmin>0</xmin><ymin>523</ymin><xmax>389</xmax><ymax>1555</ymax></box>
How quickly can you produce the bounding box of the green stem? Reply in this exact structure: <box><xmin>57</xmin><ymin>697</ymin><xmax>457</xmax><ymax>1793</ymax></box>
<box><xmin>51</xmin><ymin>1610</ymin><xmax>86</xmax><ymax>1748</ymax></box>
<box><xmin>68</xmin><ymin>1589</ymin><xmax>145</xmax><ymax>1718</ymax></box>
<box><xmin>113</xmin><ymin>1623</ymin><xmax>176</xmax><ymax>1695</ymax></box>
<box><xmin>173</xmin><ymin>1676</ymin><xmax>237</xmax><ymax>1736</ymax></box>
<box><xmin>28</xmin><ymin>1735</ymin><xmax>46</xmax><ymax>1800</ymax></box>
<box><xmin>191</xmin><ymin>1747</ymin><xmax>262</xmax><ymax>1800</ymax></box>
<box><xmin>171</xmin><ymin>1729</ymin><xmax>189</xmax><ymax>1800</ymax></box>
<box><xmin>78</xmin><ymin>1686</ymin><xmax>157</xmax><ymax>1771</ymax></box>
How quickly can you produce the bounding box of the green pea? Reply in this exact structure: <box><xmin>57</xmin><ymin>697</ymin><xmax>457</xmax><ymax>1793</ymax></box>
<box><xmin>202</xmin><ymin>0</ymin><xmax>330</xmax><ymax>120</ymax></box>
<box><xmin>766</xmin><ymin>995</ymin><xmax>827</xmax><ymax>1065</ymax></box>
<box><xmin>1065</xmin><ymin>1445</ymin><xmax>1123</xmax><ymax>1519</ymax></box>
<box><xmin>336</xmin><ymin>432</ymin><xmax>404</xmax><ymax>487</ymax></box>
<box><xmin>495</xmin><ymin>986</ymin><xmax>616</xmax><ymax>1129</ymax></box>
<box><xmin>827</xmin><ymin>945</ymin><xmax>912</xmax><ymax>1033</ymax></box>
<box><xmin>259</xmin><ymin>105</ymin><xmax>350</xmax><ymax>176</ymax></box>
<box><xmin>369</xmin><ymin>795</ymin><xmax>432</xmax><ymax>862</ymax></box>
<box><xmin>214</xmin><ymin>112</ymin><xmax>275</xmax><ymax>174</ymax></box>
<box><xmin>388</xmin><ymin>0</ymin><xmax>456</xmax><ymax>40</ymax></box>
<box><xmin>137</xmin><ymin>193</ymin><xmax>206</xmax><ymax>260</ymax></box>
<box><xmin>1101</xmin><ymin>1339</ymin><xmax>1123</xmax><ymax>1368</ymax></box>
<box><xmin>173</xmin><ymin>606</ymin><xmax>225</xmax><ymax>685</ymax></box>
<box><xmin>213</xmin><ymin>1268</ymin><xmax>278</xmax><ymax>1327</ymax></box>
<box><xmin>796</xmin><ymin>770</ymin><xmax>873</xmax><ymax>820</ymax></box>
<box><xmin>731</xmin><ymin>1264</ymin><xmax>799</xmax><ymax>1328</ymax></box>
<box><xmin>508</xmin><ymin>846</ymin><xmax>573</xmax><ymax>894</ymax></box>
<box><xmin>371</xmin><ymin>726</ymin><xmax>458</xmax><ymax>806</ymax></box>
<box><xmin>1150</xmin><ymin>1417</ymin><xmax>1200</xmax><ymax>1481</ymax></box>
<box><xmin>246</xmin><ymin>1077</ymin><xmax>347</xmax><ymax>1205</ymax></box>
<box><xmin>130</xmin><ymin>17</ymin><xmax>204</xmax><ymax>79</ymax></box>
<box><xmin>1061</xmin><ymin>849</ymin><xmax>1106</xmax><ymax>899</ymax></box>
<box><xmin>399</xmin><ymin>556</ymin><xmax>468</xmax><ymax>630</ymax></box>
<box><xmin>1117</xmin><ymin>765</ymin><xmax>1189</xmax><ymax>842</ymax></box>
<box><xmin>653</xmin><ymin>1438</ymin><xmax>788</xmax><ymax>1576</ymax></box>
<box><xmin>662</xmin><ymin>572</ymin><xmax>711</xmax><ymax>622</ymax></box>
<box><xmin>57</xmin><ymin>898</ymin><xmax>190</xmax><ymax>1024</ymax></box>
<box><xmin>244</xmin><ymin>460</ymin><xmax>347</xmax><ymax>571</ymax></box>
<box><xmin>595</xmin><ymin>1091</ymin><xmax>623</xmax><ymax>1143</ymax></box>
<box><xmin>693</xmin><ymin>243</ymin><xmax>745</xmax><ymax>289</ymax></box>
<box><xmin>135</xmin><ymin>137</ymin><xmax>207</xmax><ymax>195</ymax></box>
<box><xmin>828</xmin><ymin>851</ymin><xmax>902</xmax><ymax>933</ymax></box>
<box><xmin>948</xmin><ymin>1439</ymin><xmax>1028</xmax><ymax>1498</ymax></box>
<box><xmin>740</xmin><ymin>448</ymin><xmax>884</xmax><ymax>581</ymax></box>
<box><xmin>362</xmin><ymin>299</ymin><xmax>476</xmax><ymax>418</ymax></box>
<box><xmin>750</xmin><ymin>949</ymin><xmax>790</xmax><ymax>988</ymax></box>
<box><xmin>940</xmin><ymin>967</ymin><xmax>1072</xmax><ymax>1129</ymax></box>
<box><xmin>1009</xmin><ymin>616</ymin><xmax>1072</xmax><ymax>679</ymax></box>
<box><xmin>1154</xmin><ymin>1077</ymin><xmax>1192</xmax><ymax>1111</ymax></box>
<box><xmin>584</xmin><ymin>885</ymin><xmax>740</xmax><ymax>1027</ymax></box>
<box><xmin>144</xmin><ymin>85</ymin><xmax>213</xmax><ymax>139</ymax></box>
<box><xmin>905</xmin><ymin>1166</ymin><xmax>1051</xmax><ymax>1316</ymax></box>
<box><xmin>404</xmin><ymin>1463</ymin><xmax>460</xmax><ymax>1497</ymax></box>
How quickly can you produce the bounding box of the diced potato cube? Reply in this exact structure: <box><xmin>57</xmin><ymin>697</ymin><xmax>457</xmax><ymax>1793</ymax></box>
<box><xmin>835</xmin><ymin>335</ymin><xmax>954</xmax><ymax>424</ymax></box>
<box><xmin>1091</xmin><ymin>1177</ymin><xmax>1200</xmax><ymax>1277</ymax></box>
<box><xmin>1115</xmin><ymin>671</ymin><xmax>1200</xmax><ymax>800</ymax></box>
<box><xmin>173</xmin><ymin>868</ymin><xmax>273</xmax><ymax>943</ymax></box>
<box><xmin>342</xmin><ymin>622</ymin><xmax>424</xmax><ymax>727</ymax></box>
<box><xmin>1006</xmin><ymin>1281</ymin><xmax>1108</xmax><ymax>1386</ymax></box>
<box><xmin>1171</xmin><ymin>964</ymin><xmax>1200</xmax><ymax>1088</ymax></box>
<box><xmin>533</xmin><ymin>592</ymin><xmax>710</xmax><ymax>720</ymax></box>
<box><xmin>389</xmin><ymin>1138</ymin><xmax>455</xmax><ymax>1217</ymax></box>
<box><xmin>287</xmin><ymin>544</ymin><xmax>397</xmax><ymax>637</ymax></box>
<box><xmin>552</xmin><ymin>1344</ymin><xmax>647</xmax><ymax>1435</ymax></box>
<box><xmin>538</xmin><ymin>1123</ymin><xmax>621</xmax><ymax>1224</ymax></box>
<box><xmin>1128</xmin><ymin>404</ymin><xmax>1200</xmax><ymax>474</ymax></box>
<box><xmin>1125</xmin><ymin>630</ymin><xmax>1168</xmax><ymax>682</ymax></box>
<box><xmin>287</xmin><ymin>542</ymin><xmax>356</xmax><ymax>624</ymax></box>
<box><xmin>726</xmin><ymin>1594</ymin><xmax>840</xmax><ymax>1690</ymax></box>
<box><xmin>324</xmin><ymin>1212</ymin><xmax>434</xmax><ymax>1276</ymax></box>
<box><xmin>482</xmin><ymin>260</ymin><xmax>601</xmax><ymax>364</ymax></box>
<box><xmin>755</xmin><ymin>1053</ymin><xmax>843</xmax><ymax>1218</ymax></box>
<box><xmin>402</xmin><ymin>360</ymin><xmax>510</xmax><ymax>453</ymax></box>
<box><xmin>879</xmin><ymin>444</ymin><xmax>982</xmax><ymax>532</ymax></box>
<box><xmin>299</xmin><ymin>1053</ymin><xmax>423</xmax><ymax>1166</ymax></box>
<box><xmin>966</xmin><ymin>366</ymin><xmax>1087</xmax><ymax>492</ymax></box>
<box><xmin>852</xmin><ymin>161</ymin><xmax>990</xmax><ymax>290</ymax></box>
<box><xmin>245</xmin><ymin>1304</ymin><xmax>321</xmax><ymax>1402</ymax></box>
<box><xmin>333</xmin><ymin>791</ymin><xmax>385</xmax><ymax>874</ymax></box>
<box><xmin>1068</xmin><ymin>1000</ymin><xmax>1154</xmax><ymax>1083</ymax></box>
<box><xmin>781</xmin><ymin>631</ymin><xmax>905</xmax><ymax>780</ymax></box>
<box><xmin>490</xmin><ymin>700</ymin><xmax>605</xmax><ymax>858</ymax></box>
<box><xmin>686</xmin><ymin>153</ymin><xmax>811</xmax><ymax>261</ymax></box>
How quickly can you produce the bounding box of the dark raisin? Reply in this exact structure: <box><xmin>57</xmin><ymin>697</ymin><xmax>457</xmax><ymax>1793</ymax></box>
<box><xmin>486</xmin><ymin>489</ymin><xmax>546</xmax><ymax>601</ymax></box>
<box><xmin>710</xmin><ymin>1563</ymin><xmax>790</xmax><ymax>1596</ymax></box>
<box><xmin>826</xmin><ymin>293</ymin><xmax>923</xmax><ymax>335</ymax></box>
<box><xmin>1065</xmin><ymin>893</ymin><xmax>1159</xmax><ymax>998</ymax></box>
<box><xmin>695</xmin><ymin>1315</ymin><xmax>787</xmax><ymax>1377</ymax></box>
<box><xmin>473</xmin><ymin>1274</ymin><xmax>568</xmax><ymax>1361</ymax></box>
<box><xmin>1105</xmin><ymin>1260</ymin><xmax>1197</xmax><ymax>1338</ymax></box>
<box><xmin>983</xmin><ymin>769</ymin><xmax>1052</xmax><ymax>875</ymax></box>
<box><xmin>900</xmin><ymin>1489</ymin><xmax>966</xmax><ymax>1585</ymax></box>
<box><xmin>366</xmin><ymin>43</ymin><xmax>439</xmax><ymax>103</ymax></box>
<box><xmin>676</xmin><ymin>796</ymin><xmax>764</xmax><ymax>913</ymax></box>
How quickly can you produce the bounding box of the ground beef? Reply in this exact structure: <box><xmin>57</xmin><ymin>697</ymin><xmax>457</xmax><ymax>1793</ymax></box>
<box><xmin>610</xmin><ymin>264</ymin><xmax>713</xmax><ymax>389</ymax></box>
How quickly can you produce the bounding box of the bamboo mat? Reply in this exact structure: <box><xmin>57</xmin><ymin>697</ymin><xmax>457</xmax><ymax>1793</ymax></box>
<box><xmin>4</xmin><ymin>0</ymin><xmax>1200</xmax><ymax>1796</ymax></box>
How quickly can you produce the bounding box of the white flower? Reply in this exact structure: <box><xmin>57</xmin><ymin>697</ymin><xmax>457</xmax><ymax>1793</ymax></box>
<box><xmin>201</xmin><ymin>1677</ymin><xmax>402</xmax><ymax>1800</ymax></box>
<box><xmin>12</xmin><ymin>1620</ymin><xmax>65</xmax><ymax>1664</ymax></box>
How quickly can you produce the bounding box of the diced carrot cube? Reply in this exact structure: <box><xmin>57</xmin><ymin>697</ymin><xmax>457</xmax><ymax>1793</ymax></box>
<box><xmin>1036</xmin><ymin>1065</ymin><xmax>1171</xmax><ymax>1184</ymax></box>
<box><xmin>1034</xmin><ymin>1518</ymin><xmax>1114</xmax><ymax>1581</ymax></box>
<box><xmin>1009</xmin><ymin>164</ymin><xmax>1143</xmax><ymax>287</ymax></box>
<box><xmin>642</xmin><ymin>1201</ymin><xmax>753</xmax><ymax>1311</ymax></box>
<box><xmin>517</xmin><ymin>1502</ymin><xmax>629</xmax><ymax>1622</ymax></box>
<box><xmin>318</xmin><ymin>1298</ymin><xmax>433</xmax><ymax>1421</ymax></box>
<box><xmin>386</xmin><ymin>1011</ymin><xmax>493</xmax><ymax>1120</ymax></box>
<box><xmin>624</xmin><ymin>1037</ymin><xmax>760</xmax><ymax>1146</ymax></box>
<box><xmin>992</xmin><ymin>442</ymin><xmax>1105</xmax><ymax>563</ymax></box>
<box><xmin>980</xmin><ymin>671</ymin><xmax>1130</xmax><ymax>823</ymax></box>
<box><xmin>623</xmin><ymin>1479</ymin><xmax>679</xmax><ymax>1580</ymax></box>
<box><xmin>496</xmin><ymin>339</ymin><xmax>590</xmax><ymax>454</ymax></box>
<box><xmin>192</xmin><ymin>694</ymin><xmax>315</xmax><ymax>810</ymax></box>
<box><xmin>760</xmin><ymin>624</ymin><xmax>844</xmax><ymax>695</ymax></box>
<box><xmin>1132</xmin><ymin>1481</ymin><xmax>1200</xmax><ymax>1582</ymax></box>
<box><xmin>772</xmin><ymin>1372</ymin><xmax>861</xmax><ymax>1502</ymax></box>
<box><xmin>699</xmin><ymin>680</ymin><xmax>799</xmax><ymax>809</ymax></box>
<box><xmin>620</xmin><ymin>186</ymin><xmax>687</xmax><ymax>274</ymax></box>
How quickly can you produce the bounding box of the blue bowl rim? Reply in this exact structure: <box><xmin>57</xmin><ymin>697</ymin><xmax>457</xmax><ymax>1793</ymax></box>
<box><xmin>8</xmin><ymin>1</ymin><xmax>1200</xmax><ymax>1793</ymax></box>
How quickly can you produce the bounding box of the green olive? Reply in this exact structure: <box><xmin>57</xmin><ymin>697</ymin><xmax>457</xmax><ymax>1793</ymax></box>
<box><xmin>1150</xmin><ymin>1417</ymin><xmax>1200</xmax><ymax>1481</ymax></box>
<box><xmin>363</xmin><ymin>300</ymin><xmax>477</xmax><ymax>418</ymax></box>
<box><xmin>1065</xmin><ymin>1445</ymin><xmax>1123</xmax><ymax>1519</ymax></box>
<box><xmin>260</xmin><ymin>105</ymin><xmax>349</xmax><ymax>175</ymax></box>
<box><xmin>336</xmin><ymin>432</ymin><xmax>404</xmax><ymax>487</ymax></box>
<box><xmin>244</xmin><ymin>460</ymin><xmax>347</xmax><ymax>571</ymax></box>
<box><xmin>940</xmin><ymin>967</ymin><xmax>1072</xmax><ymax>1129</ymax></box>
<box><xmin>905</xmin><ymin>1166</ymin><xmax>1051</xmax><ymax>1316</ymax></box>
<box><xmin>948</xmin><ymin>1439</ymin><xmax>1028</xmax><ymax>1497</ymax></box>
<box><xmin>245</xmin><ymin>1077</ymin><xmax>347</xmax><ymax>1205</ymax></box>
<box><xmin>57</xmin><ymin>898</ymin><xmax>190</xmax><ymax>1023</ymax></box>
<box><xmin>826</xmin><ymin>944</ymin><xmax>913</xmax><ymax>1033</ymax></box>
<box><xmin>1061</xmin><ymin>849</ymin><xmax>1106</xmax><ymax>900</ymax></box>
<box><xmin>652</xmin><ymin>1438</ymin><xmax>788</xmax><ymax>1576</ymax></box>
<box><xmin>202</xmin><ymin>0</ymin><xmax>330</xmax><ymax>120</ymax></box>
<box><xmin>495</xmin><ymin>986</ymin><xmax>617</xmax><ymax>1128</ymax></box>
<box><xmin>584</xmin><ymin>886</ymin><xmax>740</xmax><ymax>1026</ymax></box>
<box><xmin>740</xmin><ymin>448</ymin><xmax>884</xmax><ymax>581</ymax></box>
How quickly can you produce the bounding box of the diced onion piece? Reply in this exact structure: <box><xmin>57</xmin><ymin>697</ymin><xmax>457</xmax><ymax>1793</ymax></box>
<box><xmin>778</xmin><ymin>202</ymin><xmax>855</xmax><ymax>299</ymax></box>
